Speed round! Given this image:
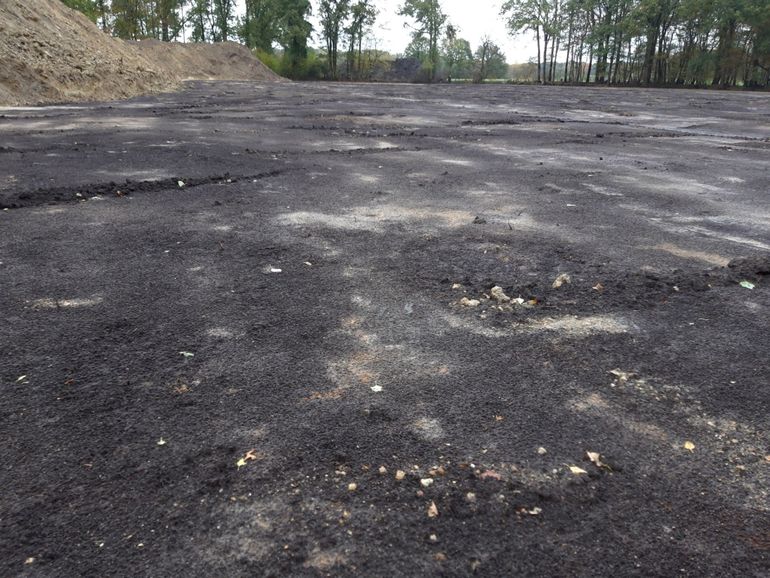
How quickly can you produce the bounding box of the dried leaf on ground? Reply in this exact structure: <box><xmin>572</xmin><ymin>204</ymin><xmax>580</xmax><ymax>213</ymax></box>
<box><xmin>609</xmin><ymin>368</ymin><xmax>634</xmax><ymax>382</ymax></box>
<box><xmin>236</xmin><ymin>449</ymin><xmax>260</xmax><ymax>468</ymax></box>
<box><xmin>552</xmin><ymin>273</ymin><xmax>572</xmax><ymax>288</ymax></box>
<box><xmin>586</xmin><ymin>451</ymin><xmax>607</xmax><ymax>469</ymax></box>
<box><xmin>427</xmin><ymin>501</ymin><xmax>439</xmax><ymax>518</ymax></box>
<box><xmin>569</xmin><ymin>465</ymin><xmax>588</xmax><ymax>475</ymax></box>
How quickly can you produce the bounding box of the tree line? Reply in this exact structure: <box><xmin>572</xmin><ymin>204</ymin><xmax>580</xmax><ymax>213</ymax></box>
<box><xmin>60</xmin><ymin>0</ymin><xmax>509</xmax><ymax>82</ymax></box>
<box><xmin>61</xmin><ymin>0</ymin><xmax>768</xmax><ymax>86</ymax></box>
<box><xmin>501</xmin><ymin>0</ymin><xmax>770</xmax><ymax>87</ymax></box>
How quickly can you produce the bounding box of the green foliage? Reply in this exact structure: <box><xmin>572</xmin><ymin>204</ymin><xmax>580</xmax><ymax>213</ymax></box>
<box><xmin>318</xmin><ymin>0</ymin><xmax>351</xmax><ymax>79</ymax></box>
<box><xmin>61</xmin><ymin>0</ymin><xmax>100</xmax><ymax>22</ymax></box>
<box><xmin>501</xmin><ymin>0</ymin><xmax>769</xmax><ymax>86</ymax></box>
<box><xmin>442</xmin><ymin>36</ymin><xmax>474</xmax><ymax>80</ymax></box>
<box><xmin>398</xmin><ymin>0</ymin><xmax>447</xmax><ymax>81</ymax></box>
<box><xmin>274</xmin><ymin>0</ymin><xmax>313</xmax><ymax>78</ymax></box>
<box><xmin>345</xmin><ymin>1</ymin><xmax>378</xmax><ymax>80</ymax></box>
<box><xmin>239</xmin><ymin>0</ymin><xmax>281</xmax><ymax>52</ymax></box>
<box><xmin>255</xmin><ymin>49</ymin><xmax>282</xmax><ymax>73</ymax></box>
<box><xmin>473</xmin><ymin>38</ymin><xmax>508</xmax><ymax>81</ymax></box>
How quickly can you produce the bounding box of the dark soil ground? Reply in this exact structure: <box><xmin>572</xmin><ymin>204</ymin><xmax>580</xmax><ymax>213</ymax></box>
<box><xmin>1</xmin><ymin>82</ymin><xmax>769</xmax><ymax>577</ymax></box>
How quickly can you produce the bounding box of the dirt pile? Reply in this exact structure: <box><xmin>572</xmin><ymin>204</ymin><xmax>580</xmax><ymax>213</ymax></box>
<box><xmin>129</xmin><ymin>39</ymin><xmax>281</xmax><ymax>83</ymax></box>
<box><xmin>0</xmin><ymin>0</ymin><xmax>282</xmax><ymax>106</ymax></box>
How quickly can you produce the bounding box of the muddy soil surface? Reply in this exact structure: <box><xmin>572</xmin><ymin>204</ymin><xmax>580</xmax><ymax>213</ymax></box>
<box><xmin>1</xmin><ymin>82</ymin><xmax>769</xmax><ymax>577</ymax></box>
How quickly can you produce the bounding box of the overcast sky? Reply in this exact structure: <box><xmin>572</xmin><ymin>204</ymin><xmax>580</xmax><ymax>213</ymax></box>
<box><xmin>234</xmin><ymin>0</ymin><xmax>538</xmax><ymax>63</ymax></box>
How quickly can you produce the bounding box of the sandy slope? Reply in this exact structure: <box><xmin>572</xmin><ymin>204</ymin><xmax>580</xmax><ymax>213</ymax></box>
<box><xmin>0</xmin><ymin>0</ymin><xmax>282</xmax><ymax>106</ymax></box>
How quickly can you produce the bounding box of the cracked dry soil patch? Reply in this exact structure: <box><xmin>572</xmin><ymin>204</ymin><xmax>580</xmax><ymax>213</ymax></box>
<box><xmin>0</xmin><ymin>81</ymin><xmax>769</xmax><ymax>577</ymax></box>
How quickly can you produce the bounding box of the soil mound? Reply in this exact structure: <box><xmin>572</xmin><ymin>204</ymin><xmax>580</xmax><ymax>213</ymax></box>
<box><xmin>129</xmin><ymin>39</ymin><xmax>279</xmax><ymax>82</ymax></box>
<box><xmin>0</xmin><ymin>0</ymin><xmax>282</xmax><ymax>106</ymax></box>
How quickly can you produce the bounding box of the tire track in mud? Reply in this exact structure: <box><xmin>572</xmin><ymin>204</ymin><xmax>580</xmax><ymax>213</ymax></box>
<box><xmin>0</xmin><ymin>169</ymin><xmax>285</xmax><ymax>209</ymax></box>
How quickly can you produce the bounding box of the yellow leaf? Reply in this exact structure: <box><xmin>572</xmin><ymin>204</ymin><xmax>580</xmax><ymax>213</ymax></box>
<box><xmin>684</xmin><ymin>441</ymin><xmax>695</xmax><ymax>452</ymax></box>
<box><xmin>236</xmin><ymin>458</ymin><xmax>247</xmax><ymax>468</ymax></box>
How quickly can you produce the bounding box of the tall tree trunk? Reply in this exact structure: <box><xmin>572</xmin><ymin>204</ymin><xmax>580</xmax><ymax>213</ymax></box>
<box><xmin>586</xmin><ymin>45</ymin><xmax>594</xmax><ymax>83</ymax></box>
<box><xmin>536</xmin><ymin>26</ymin><xmax>542</xmax><ymax>83</ymax></box>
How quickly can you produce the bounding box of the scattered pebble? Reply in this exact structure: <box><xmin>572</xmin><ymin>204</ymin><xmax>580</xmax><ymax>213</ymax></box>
<box><xmin>465</xmin><ymin>492</ymin><xmax>476</xmax><ymax>503</ymax></box>
<box><xmin>378</xmin><ymin>466</ymin><xmax>387</xmax><ymax>475</ymax></box>
<box><xmin>552</xmin><ymin>273</ymin><xmax>572</xmax><ymax>288</ymax></box>
<box><xmin>479</xmin><ymin>470</ymin><xmax>502</xmax><ymax>480</ymax></box>
<box><xmin>347</xmin><ymin>483</ymin><xmax>357</xmax><ymax>492</ymax></box>
<box><xmin>395</xmin><ymin>470</ymin><xmax>406</xmax><ymax>481</ymax></box>
<box><xmin>537</xmin><ymin>446</ymin><xmax>547</xmax><ymax>455</ymax></box>
<box><xmin>156</xmin><ymin>438</ymin><xmax>166</xmax><ymax>446</ymax></box>
<box><xmin>370</xmin><ymin>385</ymin><xmax>383</xmax><ymax>393</ymax></box>
<box><xmin>490</xmin><ymin>286</ymin><xmax>511</xmax><ymax>303</ymax></box>
<box><xmin>420</xmin><ymin>478</ymin><xmax>434</xmax><ymax>488</ymax></box>
<box><xmin>434</xmin><ymin>552</ymin><xmax>447</xmax><ymax>562</ymax></box>
<box><xmin>451</xmin><ymin>283</ymin><xmax>463</xmax><ymax>290</ymax></box>
<box><xmin>519</xmin><ymin>506</ymin><xmax>542</xmax><ymax>516</ymax></box>
<box><xmin>459</xmin><ymin>297</ymin><xmax>480</xmax><ymax>307</ymax></box>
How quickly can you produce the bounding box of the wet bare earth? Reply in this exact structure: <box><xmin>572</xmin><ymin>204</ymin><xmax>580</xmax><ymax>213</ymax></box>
<box><xmin>1</xmin><ymin>82</ymin><xmax>769</xmax><ymax>576</ymax></box>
